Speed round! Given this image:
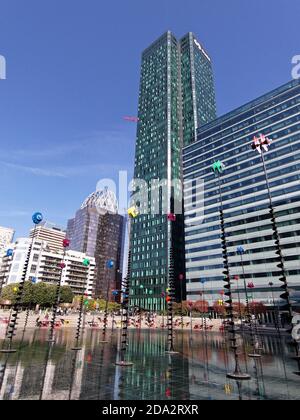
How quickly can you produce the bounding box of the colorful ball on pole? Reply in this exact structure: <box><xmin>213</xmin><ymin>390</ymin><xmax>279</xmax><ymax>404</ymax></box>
<box><xmin>237</xmin><ymin>246</ymin><xmax>245</xmax><ymax>255</ymax></box>
<box><xmin>106</xmin><ymin>260</ymin><xmax>114</xmax><ymax>269</ymax></box>
<box><xmin>32</xmin><ymin>212</ymin><xmax>43</xmax><ymax>225</ymax></box>
<box><xmin>59</xmin><ymin>262</ymin><xmax>66</xmax><ymax>269</ymax></box>
<box><xmin>63</xmin><ymin>239</ymin><xmax>70</xmax><ymax>248</ymax></box>
<box><xmin>127</xmin><ymin>206</ymin><xmax>139</xmax><ymax>219</ymax></box>
<box><xmin>6</xmin><ymin>249</ymin><xmax>13</xmax><ymax>257</ymax></box>
<box><xmin>167</xmin><ymin>213</ymin><xmax>176</xmax><ymax>222</ymax></box>
<box><xmin>83</xmin><ymin>259</ymin><xmax>90</xmax><ymax>267</ymax></box>
<box><xmin>212</xmin><ymin>161</ymin><xmax>225</xmax><ymax>174</ymax></box>
<box><xmin>13</xmin><ymin>287</ymin><xmax>18</xmax><ymax>293</ymax></box>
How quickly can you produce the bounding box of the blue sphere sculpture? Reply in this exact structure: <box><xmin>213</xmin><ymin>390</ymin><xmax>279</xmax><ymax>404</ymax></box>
<box><xmin>200</xmin><ymin>279</ymin><xmax>206</xmax><ymax>284</ymax></box>
<box><xmin>6</xmin><ymin>249</ymin><xmax>13</xmax><ymax>257</ymax></box>
<box><xmin>237</xmin><ymin>246</ymin><xmax>245</xmax><ymax>255</ymax></box>
<box><xmin>32</xmin><ymin>212</ymin><xmax>43</xmax><ymax>225</ymax></box>
<box><xmin>106</xmin><ymin>260</ymin><xmax>114</xmax><ymax>269</ymax></box>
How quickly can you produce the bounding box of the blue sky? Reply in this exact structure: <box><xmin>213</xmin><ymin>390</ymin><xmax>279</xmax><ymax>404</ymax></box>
<box><xmin>0</xmin><ymin>0</ymin><xmax>299</xmax><ymax>238</ymax></box>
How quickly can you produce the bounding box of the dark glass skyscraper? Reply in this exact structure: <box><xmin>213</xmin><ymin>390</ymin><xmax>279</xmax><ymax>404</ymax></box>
<box><xmin>67</xmin><ymin>189</ymin><xmax>125</xmax><ymax>300</ymax></box>
<box><xmin>129</xmin><ymin>32</ymin><xmax>216</xmax><ymax>311</ymax></box>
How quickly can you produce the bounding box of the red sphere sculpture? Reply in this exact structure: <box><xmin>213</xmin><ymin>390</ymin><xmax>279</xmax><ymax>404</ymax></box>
<box><xmin>63</xmin><ymin>239</ymin><xmax>70</xmax><ymax>248</ymax></box>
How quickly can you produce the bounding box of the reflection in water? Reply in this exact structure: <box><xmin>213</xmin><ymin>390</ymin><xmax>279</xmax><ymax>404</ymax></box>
<box><xmin>0</xmin><ymin>329</ymin><xmax>299</xmax><ymax>400</ymax></box>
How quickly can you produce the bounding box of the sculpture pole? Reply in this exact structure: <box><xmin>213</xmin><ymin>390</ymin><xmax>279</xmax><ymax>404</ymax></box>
<box><xmin>252</xmin><ymin>134</ymin><xmax>300</xmax><ymax>375</ymax></box>
<box><xmin>72</xmin><ymin>258</ymin><xmax>90</xmax><ymax>351</ymax></box>
<box><xmin>100</xmin><ymin>259</ymin><xmax>114</xmax><ymax>343</ymax></box>
<box><xmin>1</xmin><ymin>212</ymin><xmax>43</xmax><ymax>354</ymax></box>
<box><xmin>115</xmin><ymin>208</ymin><xmax>136</xmax><ymax>366</ymax></box>
<box><xmin>165</xmin><ymin>213</ymin><xmax>178</xmax><ymax>354</ymax></box>
<box><xmin>212</xmin><ymin>161</ymin><xmax>250</xmax><ymax>380</ymax></box>
<box><xmin>47</xmin><ymin>238</ymin><xmax>70</xmax><ymax>343</ymax></box>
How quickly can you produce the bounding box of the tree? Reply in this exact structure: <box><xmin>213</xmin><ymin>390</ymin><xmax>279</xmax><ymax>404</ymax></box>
<box><xmin>21</xmin><ymin>282</ymin><xmax>34</xmax><ymax>306</ymax></box>
<box><xmin>249</xmin><ymin>301</ymin><xmax>267</xmax><ymax>315</ymax></box>
<box><xmin>193</xmin><ymin>300</ymin><xmax>209</xmax><ymax>313</ymax></box>
<box><xmin>0</xmin><ymin>283</ymin><xmax>18</xmax><ymax>304</ymax></box>
<box><xmin>31</xmin><ymin>282</ymin><xmax>55</xmax><ymax>307</ymax></box>
<box><xmin>59</xmin><ymin>286</ymin><xmax>74</xmax><ymax>304</ymax></box>
<box><xmin>213</xmin><ymin>300</ymin><xmax>226</xmax><ymax>315</ymax></box>
<box><xmin>232</xmin><ymin>302</ymin><xmax>247</xmax><ymax>317</ymax></box>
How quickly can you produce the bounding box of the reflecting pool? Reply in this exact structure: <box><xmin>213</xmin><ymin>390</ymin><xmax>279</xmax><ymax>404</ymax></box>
<box><xmin>0</xmin><ymin>329</ymin><xmax>299</xmax><ymax>400</ymax></box>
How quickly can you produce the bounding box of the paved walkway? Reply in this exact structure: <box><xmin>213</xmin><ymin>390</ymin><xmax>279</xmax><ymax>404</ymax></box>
<box><xmin>0</xmin><ymin>310</ymin><xmax>223</xmax><ymax>333</ymax></box>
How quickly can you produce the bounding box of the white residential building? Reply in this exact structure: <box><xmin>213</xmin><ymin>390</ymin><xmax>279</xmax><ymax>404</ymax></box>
<box><xmin>0</xmin><ymin>226</ymin><xmax>14</xmax><ymax>253</ymax></box>
<box><xmin>29</xmin><ymin>222</ymin><xmax>66</xmax><ymax>254</ymax></box>
<box><xmin>0</xmin><ymin>238</ymin><xmax>95</xmax><ymax>297</ymax></box>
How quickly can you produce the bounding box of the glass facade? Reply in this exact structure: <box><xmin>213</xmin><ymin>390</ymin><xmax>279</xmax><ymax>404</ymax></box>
<box><xmin>129</xmin><ymin>32</ymin><xmax>216</xmax><ymax>311</ymax></box>
<box><xmin>183</xmin><ymin>79</ymin><xmax>300</xmax><ymax>305</ymax></box>
<box><xmin>67</xmin><ymin>193</ymin><xmax>125</xmax><ymax>299</ymax></box>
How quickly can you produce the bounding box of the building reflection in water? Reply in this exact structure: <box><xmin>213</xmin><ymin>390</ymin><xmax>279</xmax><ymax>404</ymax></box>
<box><xmin>0</xmin><ymin>329</ymin><xmax>299</xmax><ymax>400</ymax></box>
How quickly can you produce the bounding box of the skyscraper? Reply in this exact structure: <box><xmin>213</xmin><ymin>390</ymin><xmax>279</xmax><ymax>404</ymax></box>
<box><xmin>183</xmin><ymin>79</ymin><xmax>300</xmax><ymax>309</ymax></box>
<box><xmin>67</xmin><ymin>188</ymin><xmax>125</xmax><ymax>299</ymax></box>
<box><xmin>129</xmin><ymin>32</ymin><xmax>216</xmax><ymax>311</ymax></box>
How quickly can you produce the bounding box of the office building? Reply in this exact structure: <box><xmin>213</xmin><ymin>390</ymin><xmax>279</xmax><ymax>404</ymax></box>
<box><xmin>183</xmin><ymin>79</ymin><xmax>300</xmax><ymax>306</ymax></box>
<box><xmin>129</xmin><ymin>31</ymin><xmax>216</xmax><ymax>311</ymax></box>
<box><xmin>67</xmin><ymin>188</ymin><xmax>125</xmax><ymax>299</ymax></box>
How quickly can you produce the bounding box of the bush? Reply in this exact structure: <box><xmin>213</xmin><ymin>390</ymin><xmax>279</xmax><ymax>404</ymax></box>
<box><xmin>0</xmin><ymin>282</ymin><xmax>74</xmax><ymax>308</ymax></box>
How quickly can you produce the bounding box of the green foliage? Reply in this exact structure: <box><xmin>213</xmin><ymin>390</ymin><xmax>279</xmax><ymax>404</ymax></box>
<box><xmin>59</xmin><ymin>286</ymin><xmax>74</xmax><ymax>304</ymax></box>
<box><xmin>0</xmin><ymin>283</ymin><xmax>18</xmax><ymax>304</ymax></box>
<box><xmin>32</xmin><ymin>282</ymin><xmax>52</xmax><ymax>307</ymax></box>
<box><xmin>83</xmin><ymin>298</ymin><xmax>121</xmax><ymax>313</ymax></box>
<box><xmin>0</xmin><ymin>281</ymin><xmax>74</xmax><ymax>308</ymax></box>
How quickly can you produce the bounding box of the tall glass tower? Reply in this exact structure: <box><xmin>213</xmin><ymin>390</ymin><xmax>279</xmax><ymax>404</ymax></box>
<box><xmin>129</xmin><ymin>31</ymin><xmax>216</xmax><ymax>312</ymax></box>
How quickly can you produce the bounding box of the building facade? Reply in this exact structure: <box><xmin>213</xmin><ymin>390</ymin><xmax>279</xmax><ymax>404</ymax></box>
<box><xmin>67</xmin><ymin>189</ymin><xmax>125</xmax><ymax>300</ymax></box>
<box><xmin>0</xmin><ymin>226</ymin><xmax>14</xmax><ymax>253</ymax></box>
<box><xmin>129</xmin><ymin>31</ymin><xmax>216</xmax><ymax>311</ymax></box>
<box><xmin>29</xmin><ymin>222</ymin><xmax>66</xmax><ymax>254</ymax></box>
<box><xmin>183</xmin><ymin>79</ymin><xmax>300</xmax><ymax>307</ymax></box>
<box><xmin>0</xmin><ymin>238</ymin><xmax>95</xmax><ymax>297</ymax></box>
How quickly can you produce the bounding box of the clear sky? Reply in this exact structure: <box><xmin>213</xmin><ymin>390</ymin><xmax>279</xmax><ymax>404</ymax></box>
<box><xmin>0</xmin><ymin>0</ymin><xmax>299</xmax><ymax>239</ymax></box>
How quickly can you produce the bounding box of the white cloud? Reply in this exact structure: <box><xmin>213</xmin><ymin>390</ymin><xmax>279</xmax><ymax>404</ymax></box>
<box><xmin>1</xmin><ymin>161</ymin><xmax>67</xmax><ymax>178</ymax></box>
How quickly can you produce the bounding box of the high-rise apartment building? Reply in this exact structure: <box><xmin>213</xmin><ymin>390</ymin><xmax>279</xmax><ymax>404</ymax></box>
<box><xmin>129</xmin><ymin>31</ymin><xmax>216</xmax><ymax>311</ymax></box>
<box><xmin>29</xmin><ymin>222</ymin><xmax>66</xmax><ymax>253</ymax></box>
<box><xmin>67</xmin><ymin>188</ymin><xmax>125</xmax><ymax>299</ymax></box>
<box><xmin>0</xmin><ymin>238</ymin><xmax>95</xmax><ymax>297</ymax></box>
<box><xmin>183</xmin><ymin>79</ymin><xmax>300</xmax><ymax>306</ymax></box>
<box><xmin>0</xmin><ymin>226</ymin><xmax>14</xmax><ymax>253</ymax></box>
